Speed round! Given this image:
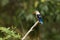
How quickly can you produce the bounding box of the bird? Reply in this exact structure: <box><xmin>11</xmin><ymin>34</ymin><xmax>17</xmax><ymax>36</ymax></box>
<box><xmin>33</xmin><ymin>10</ymin><xmax>43</xmax><ymax>24</ymax></box>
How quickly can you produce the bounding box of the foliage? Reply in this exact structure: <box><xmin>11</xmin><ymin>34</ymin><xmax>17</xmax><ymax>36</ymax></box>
<box><xmin>0</xmin><ymin>27</ymin><xmax>21</xmax><ymax>40</ymax></box>
<box><xmin>0</xmin><ymin>0</ymin><xmax>60</xmax><ymax>40</ymax></box>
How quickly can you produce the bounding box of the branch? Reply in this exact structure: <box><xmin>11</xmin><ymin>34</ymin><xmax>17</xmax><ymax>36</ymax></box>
<box><xmin>21</xmin><ymin>21</ymin><xmax>39</xmax><ymax>40</ymax></box>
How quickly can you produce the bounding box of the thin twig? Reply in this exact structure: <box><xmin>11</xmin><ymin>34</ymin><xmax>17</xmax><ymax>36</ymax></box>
<box><xmin>21</xmin><ymin>21</ymin><xmax>39</xmax><ymax>40</ymax></box>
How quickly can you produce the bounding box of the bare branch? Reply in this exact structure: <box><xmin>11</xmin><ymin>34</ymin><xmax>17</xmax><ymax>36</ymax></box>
<box><xmin>21</xmin><ymin>21</ymin><xmax>39</xmax><ymax>40</ymax></box>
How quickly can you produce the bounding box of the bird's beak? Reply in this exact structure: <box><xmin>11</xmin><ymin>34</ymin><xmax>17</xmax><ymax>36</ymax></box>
<box><xmin>33</xmin><ymin>11</ymin><xmax>36</xmax><ymax>14</ymax></box>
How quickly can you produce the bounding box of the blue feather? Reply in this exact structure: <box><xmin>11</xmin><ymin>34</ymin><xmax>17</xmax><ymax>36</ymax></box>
<box><xmin>37</xmin><ymin>15</ymin><xmax>43</xmax><ymax>24</ymax></box>
<box><xmin>39</xmin><ymin>18</ymin><xmax>43</xmax><ymax>24</ymax></box>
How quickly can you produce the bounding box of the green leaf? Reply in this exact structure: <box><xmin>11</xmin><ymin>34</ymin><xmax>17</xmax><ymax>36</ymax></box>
<box><xmin>2</xmin><ymin>0</ymin><xmax>9</xmax><ymax>6</ymax></box>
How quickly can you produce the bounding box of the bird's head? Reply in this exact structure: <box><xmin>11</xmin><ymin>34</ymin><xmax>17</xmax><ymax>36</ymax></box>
<box><xmin>33</xmin><ymin>10</ymin><xmax>40</xmax><ymax>15</ymax></box>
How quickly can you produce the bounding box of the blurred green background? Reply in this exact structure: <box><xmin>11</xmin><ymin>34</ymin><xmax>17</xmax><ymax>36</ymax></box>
<box><xmin>0</xmin><ymin>0</ymin><xmax>60</xmax><ymax>40</ymax></box>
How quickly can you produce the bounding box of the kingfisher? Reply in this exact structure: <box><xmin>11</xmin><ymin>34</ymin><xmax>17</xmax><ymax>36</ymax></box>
<box><xmin>33</xmin><ymin>10</ymin><xmax>43</xmax><ymax>24</ymax></box>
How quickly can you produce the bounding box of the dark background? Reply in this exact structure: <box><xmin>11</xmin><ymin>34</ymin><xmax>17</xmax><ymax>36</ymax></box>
<box><xmin>0</xmin><ymin>0</ymin><xmax>60</xmax><ymax>40</ymax></box>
